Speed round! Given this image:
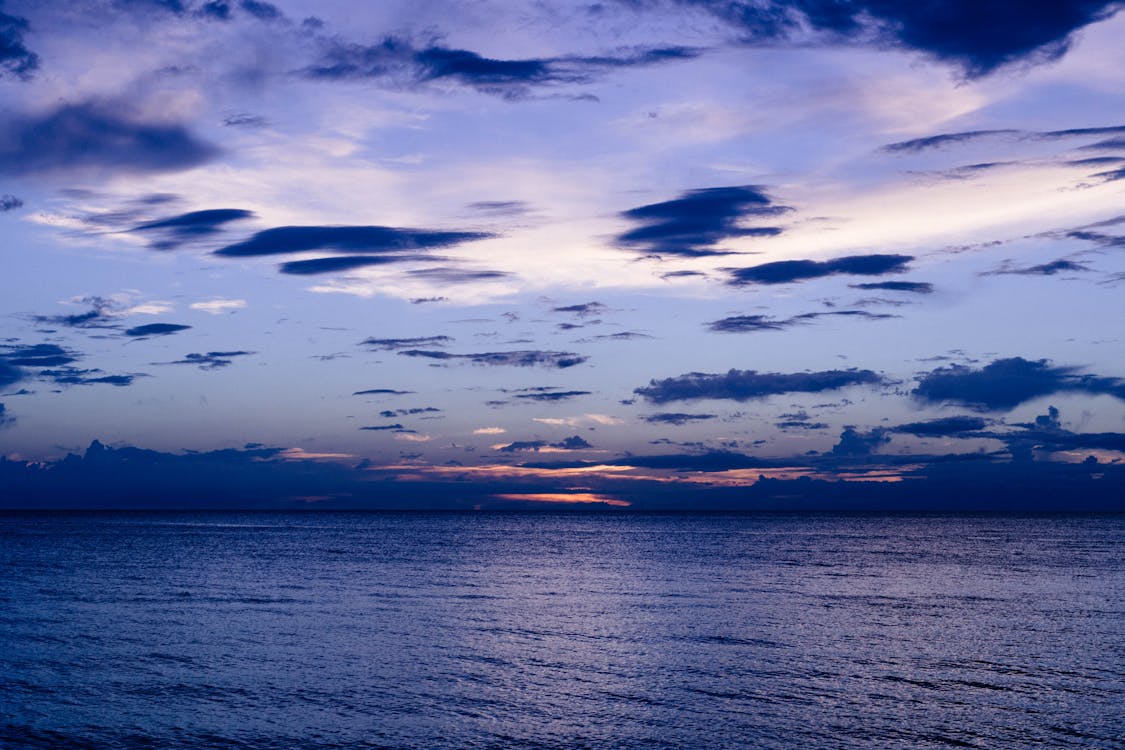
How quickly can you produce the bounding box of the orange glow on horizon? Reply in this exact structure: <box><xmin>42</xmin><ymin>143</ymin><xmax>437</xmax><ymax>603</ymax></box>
<box><xmin>493</xmin><ymin>492</ymin><xmax>631</xmax><ymax>507</ymax></box>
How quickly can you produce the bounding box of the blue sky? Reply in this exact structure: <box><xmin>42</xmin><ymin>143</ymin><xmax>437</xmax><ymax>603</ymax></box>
<box><xmin>2</xmin><ymin>0</ymin><xmax>1124</xmax><ymax>508</ymax></box>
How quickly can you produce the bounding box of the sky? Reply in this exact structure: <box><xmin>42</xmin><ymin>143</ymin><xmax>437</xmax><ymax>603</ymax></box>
<box><xmin>2</xmin><ymin>0</ymin><xmax>1124</xmax><ymax>509</ymax></box>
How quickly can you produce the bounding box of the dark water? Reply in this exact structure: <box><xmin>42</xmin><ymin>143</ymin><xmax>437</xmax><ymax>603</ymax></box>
<box><xmin>1</xmin><ymin>513</ymin><xmax>1123</xmax><ymax>749</ymax></box>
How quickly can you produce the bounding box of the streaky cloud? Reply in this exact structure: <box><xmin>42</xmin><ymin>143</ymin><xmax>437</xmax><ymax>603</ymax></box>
<box><xmin>635</xmin><ymin>368</ymin><xmax>884</xmax><ymax>403</ymax></box>
<box><xmin>278</xmin><ymin>255</ymin><xmax>432</xmax><ymax>275</ymax></box>
<box><xmin>124</xmin><ymin>323</ymin><xmax>192</xmax><ymax>337</ymax></box>
<box><xmin>158</xmin><ymin>351</ymin><xmax>255</xmax><ymax>370</ymax></box>
<box><xmin>891</xmin><ymin>416</ymin><xmax>990</xmax><ymax>436</ymax></box>
<box><xmin>642</xmin><ymin>412</ymin><xmax>718</xmax><ymax>425</ymax></box>
<box><xmin>513</xmin><ymin>390</ymin><xmax>592</xmax><ymax>402</ymax></box>
<box><xmin>361</xmin><ymin>336</ymin><xmax>453</xmax><ymax>350</ymax></box>
<box><xmin>215</xmin><ymin>226</ymin><xmax>493</xmax><ymax>257</ymax></box>
<box><xmin>304</xmin><ymin>35</ymin><xmax>698</xmax><ymax>98</ymax></box>
<box><xmin>708</xmin><ymin>310</ymin><xmax>895</xmax><ymax>333</ymax></box>
<box><xmin>849</xmin><ymin>281</ymin><xmax>933</xmax><ymax>294</ymax></box>
<box><xmin>982</xmin><ymin>259</ymin><xmax>1090</xmax><ymax>276</ymax></box>
<box><xmin>352</xmin><ymin>388</ymin><xmax>414</xmax><ymax>396</ymax></box>
<box><xmin>0</xmin><ymin>194</ymin><xmax>23</xmax><ymax>212</ymax></box>
<box><xmin>725</xmin><ymin>254</ymin><xmax>912</xmax><ymax>285</ymax></box>
<box><xmin>399</xmin><ymin>350</ymin><xmax>588</xmax><ymax>369</ymax></box>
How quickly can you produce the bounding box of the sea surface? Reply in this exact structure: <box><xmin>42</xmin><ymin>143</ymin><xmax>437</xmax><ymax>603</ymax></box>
<box><xmin>1</xmin><ymin>512</ymin><xmax>1122</xmax><ymax>749</ymax></box>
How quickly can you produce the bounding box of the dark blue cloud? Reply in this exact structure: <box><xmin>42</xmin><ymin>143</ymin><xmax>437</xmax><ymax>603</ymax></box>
<box><xmin>0</xmin><ymin>194</ymin><xmax>22</xmax><ymax>212</ymax></box>
<box><xmin>913</xmin><ymin>357</ymin><xmax>1125</xmax><ymax>411</ymax></box>
<box><xmin>39</xmin><ymin>368</ymin><xmax>140</xmax><ymax>387</ymax></box>
<box><xmin>352</xmin><ymin>388</ymin><xmax>414</xmax><ymax>396</ymax></box>
<box><xmin>215</xmin><ymin>226</ymin><xmax>492</xmax><ymax>257</ymax></box>
<box><xmin>304</xmin><ymin>35</ymin><xmax>698</xmax><ymax>98</ymax></box>
<box><xmin>983</xmin><ymin>259</ymin><xmax>1090</xmax><ymax>276</ymax></box>
<box><xmin>617</xmin><ymin>185</ymin><xmax>790</xmax><ymax>257</ymax></box>
<box><xmin>132</xmin><ymin>208</ymin><xmax>253</xmax><ymax>249</ymax></box>
<box><xmin>831</xmin><ymin>427</ymin><xmax>889</xmax><ymax>456</ymax></box>
<box><xmin>466</xmin><ymin>200</ymin><xmax>529</xmax><ymax>216</ymax></box>
<box><xmin>725</xmin><ymin>254</ymin><xmax>912</xmax><ymax>285</ymax></box>
<box><xmin>158</xmin><ymin>351</ymin><xmax>255</xmax><ymax>370</ymax></box>
<box><xmin>0</xmin><ymin>102</ymin><xmax>219</xmax><ymax>176</ymax></box>
<box><xmin>359</xmin><ymin>423</ymin><xmax>404</xmax><ymax>431</ymax></box>
<box><xmin>278</xmin><ymin>255</ymin><xmax>431</xmax><ymax>275</ymax></box>
<box><xmin>635</xmin><ymin>367</ymin><xmax>884</xmax><ymax>403</ymax></box>
<box><xmin>399</xmin><ymin>350</ymin><xmax>588</xmax><ymax>368</ymax></box>
<box><xmin>0</xmin><ymin>402</ymin><xmax>12</xmax><ymax>428</ymax></box>
<box><xmin>0</xmin><ymin>360</ymin><xmax>23</xmax><ymax>388</ymax></box>
<box><xmin>891</xmin><ymin>416</ymin><xmax>990</xmax><ymax>436</ymax></box>
<box><xmin>124</xmin><ymin>323</ymin><xmax>192</xmax><ymax>337</ymax></box>
<box><xmin>513</xmin><ymin>390</ymin><xmax>592</xmax><ymax>402</ymax></box>
<box><xmin>708</xmin><ymin>310</ymin><xmax>895</xmax><ymax>333</ymax></box>
<box><xmin>1079</xmin><ymin>136</ymin><xmax>1125</xmax><ymax>150</ymax></box>
<box><xmin>0</xmin><ymin>7</ymin><xmax>38</xmax><ymax>79</ymax></box>
<box><xmin>1</xmin><ymin>343</ymin><xmax>79</xmax><ymax>367</ymax></box>
<box><xmin>681</xmin><ymin>1</ymin><xmax>1123</xmax><ymax>76</ymax></box>
<box><xmin>31</xmin><ymin>296</ymin><xmax>119</xmax><ymax>329</ymax></box>
<box><xmin>240</xmin><ymin>0</ymin><xmax>282</xmax><ymax>20</ymax></box>
<box><xmin>553</xmin><ymin>301</ymin><xmax>608</xmax><ymax>316</ymax></box>
<box><xmin>498</xmin><ymin>435</ymin><xmax>592</xmax><ymax>453</ymax></box>
<box><xmin>643</xmin><ymin>412</ymin><xmax>718</xmax><ymax>425</ymax></box>
<box><xmin>361</xmin><ymin>336</ymin><xmax>453</xmax><ymax>350</ymax></box>
<box><xmin>849</xmin><ymin>281</ymin><xmax>933</xmax><ymax>293</ymax></box>
<box><xmin>882</xmin><ymin>129</ymin><xmax>1021</xmax><ymax>153</ymax></box>
<box><xmin>378</xmin><ymin>408</ymin><xmax>442</xmax><ymax>418</ymax></box>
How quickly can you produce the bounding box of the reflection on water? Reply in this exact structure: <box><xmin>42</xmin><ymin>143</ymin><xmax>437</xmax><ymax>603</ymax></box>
<box><xmin>1</xmin><ymin>512</ymin><xmax>1123</xmax><ymax>748</ymax></box>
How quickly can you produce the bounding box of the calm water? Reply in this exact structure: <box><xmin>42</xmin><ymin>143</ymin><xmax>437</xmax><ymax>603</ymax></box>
<box><xmin>1</xmin><ymin>512</ymin><xmax>1122</xmax><ymax>749</ymax></box>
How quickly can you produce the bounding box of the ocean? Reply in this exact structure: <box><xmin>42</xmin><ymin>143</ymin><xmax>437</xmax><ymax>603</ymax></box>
<box><xmin>1</xmin><ymin>512</ymin><xmax>1122</xmax><ymax>749</ymax></box>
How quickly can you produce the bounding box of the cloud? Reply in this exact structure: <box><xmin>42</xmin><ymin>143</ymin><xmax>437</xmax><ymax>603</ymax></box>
<box><xmin>304</xmin><ymin>35</ymin><xmax>697</xmax><ymax>98</ymax></box>
<box><xmin>466</xmin><ymin>201</ymin><xmax>529</xmax><ymax>216</ymax></box>
<box><xmin>831</xmin><ymin>427</ymin><xmax>890</xmax><ymax>457</ymax></box>
<box><xmin>0</xmin><ymin>360</ymin><xmax>22</xmax><ymax>388</ymax></box>
<box><xmin>361</xmin><ymin>335</ymin><xmax>453</xmax><ymax>350</ymax></box>
<box><xmin>725</xmin><ymin>254</ymin><xmax>912</xmax><ymax>285</ymax></box>
<box><xmin>982</xmin><ymin>259</ymin><xmax>1090</xmax><ymax>276</ymax></box>
<box><xmin>473</xmin><ymin>427</ymin><xmax>506</xmax><ymax>435</ymax></box>
<box><xmin>890</xmin><ymin>416</ymin><xmax>990</xmax><ymax>436</ymax></box>
<box><xmin>849</xmin><ymin>281</ymin><xmax>933</xmax><ymax>294</ymax></box>
<box><xmin>0</xmin><ymin>194</ymin><xmax>22</xmax><ymax>212</ymax></box>
<box><xmin>190</xmin><ymin>299</ymin><xmax>247</xmax><ymax>314</ymax></box>
<box><xmin>577</xmin><ymin>332</ymin><xmax>654</xmax><ymax>342</ymax></box>
<box><xmin>913</xmin><ymin>357</ymin><xmax>1125</xmax><ymax>411</ymax></box>
<box><xmin>39</xmin><ymin>368</ymin><xmax>140</xmax><ymax>387</ymax></box>
<box><xmin>513</xmin><ymin>390</ymin><xmax>592</xmax><ymax>402</ymax></box>
<box><xmin>635</xmin><ymin>368</ymin><xmax>884</xmax><ymax>403</ymax></box>
<box><xmin>882</xmin><ymin>129</ymin><xmax>1022</xmax><ymax>153</ymax></box>
<box><xmin>617</xmin><ymin>185</ymin><xmax>790</xmax><ymax>257</ymax></box>
<box><xmin>158</xmin><ymin>351</ymin><xmax>255</xmax><ymax>370</ymax></box>
<box><xmin>399</xmin><ymin>350</ymin><xmax>588</xmax><ymax>369</ymax></box>
<box><xmin>359</xmin><ymin>423</ymin><xmax>405</xmax><ymax>431</ymax></box>
<box><xmin>214</xmin><ymin>226</ymin><xmax>493</xmax><ymax>257</ymax></box>
<box><xmin>123</xmin><ymin>323</ymin><xmax>192</xmax><ymax>337</ymax></box>
<box><xmin>239</xmin><ymin>0</ymin><xmax>283</xmax><ymax>21</ymax></box>
<box><xmin>686</xmin><ymin>1</ymin><xmax>1124</xmax><ymax>76</ymax></box>
<box><xmin>31</xmin><ymin>296</ymin><xmax>121</xmax><ymax>329</ymax></box>
<box><xmin>642</xmin><ymin>412</ymin><xmax>718</xmax><ymax>425</ymax></box>
<box><xmin>378</xmin><ymin>408</ymin><xmax>442</xmax><ymax>418</ymax></box>
<box><xmin>553</xmin><ymin>301</ymin><xmax>608</xmax><ymax>316</ymax></box>
<box><xmin>0</xmin><ymin>101</ymin><xmax>218</xmax><ymax>177</ymax></box>
<box><xmin>405</xmin><ymin>267</ymin><xmax>510</xmax><ymax>284</ymax></box>
<box><xmin>497</xmin><ymin>435</ymin><xmax>592</xmax><ymax>453</ymax></box>
<box><xmin>132</xmin><ymin>208</ymin><xmax>253</xmax><ymax>250</ymax></box>
<box><xmin>708</xmin><ymin>310</ymin><xmax>895</xmax><ymax>333</ymax></box>
<box><xmin>0</xmin><ymin>402</ymin><xmax>12</xmax><ymax>428</ymax></box>
<box><xmin>0</xmin><ymin>7</ymin><xmax>38</xmax><ymax>79</ymax></box>
<box><xmin>278</xmin><ymin>255</ymin><xmax>433</xmax><ymax>275</ymax></box>
<box><xmin>353</xmin><ymin>388</ymin><xmax>413</xmax><ymax>396</ymax></box>
<box><xmin>1</xmin><ymin>343</ymin><xmax>79</xmax><ymax>367</ymax></box>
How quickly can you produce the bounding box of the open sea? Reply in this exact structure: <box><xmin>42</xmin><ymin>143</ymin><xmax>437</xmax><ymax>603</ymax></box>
<box><xmin>1</xmin><ymin>512</ymin><xmax>1122</xmax><ymax>749</ymax></box>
